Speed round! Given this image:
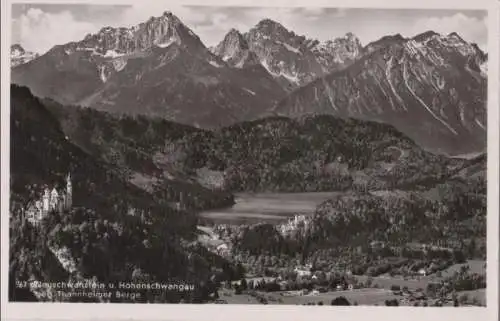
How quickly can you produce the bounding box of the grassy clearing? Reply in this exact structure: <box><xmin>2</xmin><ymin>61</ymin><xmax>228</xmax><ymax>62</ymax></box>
<box><xmin>456</xmin><ymin>289</ymin><xmax>486</xmax><ymax>306</ymax></box>
<box><xmin>265</xmin><ymin>289</ymin><xmax>398</xmax><ymax>306</ymax></box>
<box><xmin>354</xmin><ymin>260</ymin><xmax>486</xmax><ymax>292</ymax></box>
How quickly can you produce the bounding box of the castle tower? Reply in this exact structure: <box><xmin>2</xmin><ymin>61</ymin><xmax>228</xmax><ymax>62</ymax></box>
<box><xmin>35</xmin><ymin>200</ymin><xmax>44</xmax><ymax>221</ymax></box>
<box><xmin>42</xmin><ymin>188</ymin><xmax>50</xmax><ymax>214</ymax></box>
<box><xmin>50</xmin><ymin>188</ymin><xmax>59</xmax><ymax>211</ymax></box>
<box><xmin>66</xmin><ymin>173</ymin><xmax>72</xmax><ymax>209</ymax></box>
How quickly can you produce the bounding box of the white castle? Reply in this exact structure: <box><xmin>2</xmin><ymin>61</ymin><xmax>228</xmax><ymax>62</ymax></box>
<box><xmin>279</xmin><ymin>214</ymin><xmax>310</xmax><ymax>236</ymax></box>
<box><xmin>24</xmin><ymin>173</ymin><xmax>72</xmax><ymax>225</ymax></box>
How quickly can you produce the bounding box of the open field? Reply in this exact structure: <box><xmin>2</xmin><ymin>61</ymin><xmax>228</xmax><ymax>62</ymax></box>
<box><xmin>214</xmin><ymin>288</ymin><xmax>399</xmax><ymax>306</ymax></box>
<box><xmin>457</xmin><ymin>289</ymin><xmax>486</xmax><ymax>306</ymax></box>
<box><xmin>199</xmin><ymin>192</ymin><xmax>338</xmax><ymax>224</ymax></box>
<box><xmin>354</xmin><ymin>260</ymin><xmax>486</xmax><ymax>291</ymax></box>
<box><xmin>214</xmin><ymin>286</ymin><xmax>485</xmax><ymax>306</ymax></box>
<box><xmin>217</xmin><ymin>289</ymin><xmax>262</xmax><ymax>304</ymax></box>
<box><xmin>437</xmin><ymin>260</ymin><xmax>486</xmax><ymax>277</ymax></box>
<box><xmin>265</xmin><ymin>289</ymin><xmax>398</xmax><ymax>306</ymax></box>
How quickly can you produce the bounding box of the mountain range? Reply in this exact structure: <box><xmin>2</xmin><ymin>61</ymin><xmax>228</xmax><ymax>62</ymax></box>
<box><xmin>274</xmin><ymin>32</ymin><xmax>487</xmax><ymax>155</ymax></box>
<box><xmin>10</xmin><ymin>11</ymin><xmax>487</xmax><ymax>155</ymax></box>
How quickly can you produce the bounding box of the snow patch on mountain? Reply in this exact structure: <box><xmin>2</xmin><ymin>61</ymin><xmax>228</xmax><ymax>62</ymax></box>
<box><xmin>261</xmin><ymin>59</ymin><xmax>301</xmax><ymax>85</ymax></box>
<box><xmin>261</xmin><ymin>60</ymin><xmax>279</xmax><ymax>77</ymax></box>
<box><xmin>157</xmin><ymin>39</ymin><xmax>176</xmax><ymax>48</ymax></box>
<box><xmin>281</xmin><ymin>71</ymin><xmax>300</xmax><ymax>84</ymax></box>
<box><xmin>104</xmin><ymin>50</ymin><xmax>125</xmax><ymax>58</ymax></box>
<box><xmin>243</xmin><ymin>88</ymin><xmax>256</xmax><ymax>95</ymax></box>
<box><xmin>479</xmin><ymin>61</ymin><xmax>487</xmax><ymax>76</ymax></box>
<box><xmin>209</xmin><ymin>60</ymin><xmax>223</xmax><ymax>68</ymax></box>
<box><xmin>280</xmin><ymin>42</ymin><xmax>301</xmax><ymax>54</ymax></box>
<box><xmin>98</xmin><ymin>65</ymin><xmax>108</xmax><ymax>82</ymax></box>
<box><xmin>112</xmin><ymin>58</ymin><xmax>127</xmax><ymax>72</ymax></box>
<box><xmin>475</xmin><ymin>118</ymin><xmax>486</xmax><ymax>130</ymax></box>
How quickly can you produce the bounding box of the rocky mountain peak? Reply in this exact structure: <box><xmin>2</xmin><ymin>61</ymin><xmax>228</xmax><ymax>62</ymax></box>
<box><xmin>162</xmin><ymin>10</ymin><xmax>174</xmax><ymax>17</ymax></box>
<box><xmin>344</xmin><ymin>32</ymin><xmax>359</xmax><ymax>42</ymax></box>
<box><xmin>411</xmin><ymin>31</ymin><xmax>469</xmax><ymax>48</ymax></box>
<box><xmin>251</xmin><ymin>18</ymin><xmax>295</xmax><ymax>39</ymax></box>
<box><xmin>408</xmin><ymin>30</ymin><xmax>482</xmax><ymax>59</ymax></box>
<box><xmin>312</xmin><ymin>33</ymin><xmax>363</xmax><ymax>69</ymax></box>
<box><xmin>364</xmin><ymin>33</ymin><xmax>407</xmax><ymax>54</ymax></box>
<box><xmin>256</xmin><ymin>18</ymin><xmax>285</xmax><ymax>29</ymax></box>
<box><xmin>11</xmin><ymin>44</ymin><xmax>26</xmax><ymax>56</ymax></box>
<box><xmin>212</xmin><ymin>28</ymin><xmax>260</xmax><ymax>68</ymax></box>
<box><xmin>323</xmin><ymin>33</ymin><xmax>362</xmax><ymax>51</ymax></box>
<box><xmin>412</xmin><ymin>30</ymin><xmax>440</xmax><ymax>42</ymax></box>
<box><xmin>11</xmin><ymin>44</ymin><xmax>39</xmax><ymax>67</ymax></box>
<box><xmin>74</xmin><ymin>11</ymin><xmax>203</xmax><ymax>56</ymax></box>
<box><xmin>447</xmin><ymin>32</ymin><xmax>464</xmax><ymax>41</ymax></box>
<box><xmin>221</xmin><ymin>28</ymin><xmax>249</xmax><ymax>51</ymax></box>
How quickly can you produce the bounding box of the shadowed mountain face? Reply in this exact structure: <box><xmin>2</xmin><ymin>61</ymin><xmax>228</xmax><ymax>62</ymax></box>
<box><xmin>274</xmin><ymin>32</ymin><xmax>487</xmax><ymax>156</ymax></box>
<box><xmin>11</xmin><ymin>11</ymin><xmax>486</xmax><ymax>155</ymax></box>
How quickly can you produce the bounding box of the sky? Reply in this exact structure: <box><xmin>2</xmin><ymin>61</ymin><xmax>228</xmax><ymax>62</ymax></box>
<box><xmin>11</xmin><ymin>3</ymin><xmax>488</xmax><ymax>54</ymax></box>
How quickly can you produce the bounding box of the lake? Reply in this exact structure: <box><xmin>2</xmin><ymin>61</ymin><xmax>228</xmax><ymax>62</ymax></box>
<box><xmin>199</xmin><ymin>192</ymin><xmax>337</xmax><ymax>225</ymax></box>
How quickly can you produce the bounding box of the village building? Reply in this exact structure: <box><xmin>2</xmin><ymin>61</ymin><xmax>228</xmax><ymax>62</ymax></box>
<box><xmin>310</xmin><ymin>289</ymin><xmax>320</xmax><ymax>296</ymax></box>
<box><xmin>216</xmin><ymin>243</ymin><xmax>230</xmax><ymax>256</ymax></box>
<box><xmin>294</xmin><ymin>264</ymin><xmax>313</xmax><ymax>277</ymax></box>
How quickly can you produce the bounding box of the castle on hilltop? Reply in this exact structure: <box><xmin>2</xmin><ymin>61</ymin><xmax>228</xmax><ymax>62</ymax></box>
<box><xmin>279</xmin><ymin>214</ymin><xmax>310</xmax><ymax>235</ymax></box>
<box><xmin>24</xmin><ymin>173</ymin><xmax>72</xmax><ymax>225</ymax></box>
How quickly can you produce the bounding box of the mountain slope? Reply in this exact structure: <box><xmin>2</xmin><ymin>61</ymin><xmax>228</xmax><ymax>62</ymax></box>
<box><xmin>11</xmin><ymin>12</ymin><xmax>286</xmax><ymax>128</ymax></box>
<box><xmin>9</xmin><ymin>85</ymin><xmax>238</xmax><ymax>302</ymax></box>
<box><xmin>79</xmin><ymin>43</ymin><xmax>285</xmax><ymax>127</ymax></box>
<box><xmin>42</xmin><ymin>95</ymin><xmax>463</xmax><ymax>194</ymax></box>
<box><xmin>274</xmin><ymin>32</ymin><xmax>487</xmax><ymax>155</ymax></box>
<box><xmin>43</xmin><ymin>97</ymin><xmax>235</xmax><ymax>210</ymax></box>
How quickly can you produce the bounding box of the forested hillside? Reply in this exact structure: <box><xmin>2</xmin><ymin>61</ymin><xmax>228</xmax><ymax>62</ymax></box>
<box><xmin>45</xmin><ymin>99</ymin><xmax>467</xmax><ymax>194</ymax></box>
<box><xmin>9</xmin><ymin>85</ymin><xmax>240</xmax><ymax>302</ymax></box>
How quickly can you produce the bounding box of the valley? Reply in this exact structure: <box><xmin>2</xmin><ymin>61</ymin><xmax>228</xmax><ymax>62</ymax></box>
<box><xmin>8</xmin><ymin>7</ymin><xmax>487</xmax><ymax>307</ymax></box>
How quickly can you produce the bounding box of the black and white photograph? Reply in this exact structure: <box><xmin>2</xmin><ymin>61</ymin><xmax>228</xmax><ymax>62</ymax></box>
<box><xmin>4</xmin><ymin>0</ymin><xmax>491</xmax><ymax>310</ymax></box>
